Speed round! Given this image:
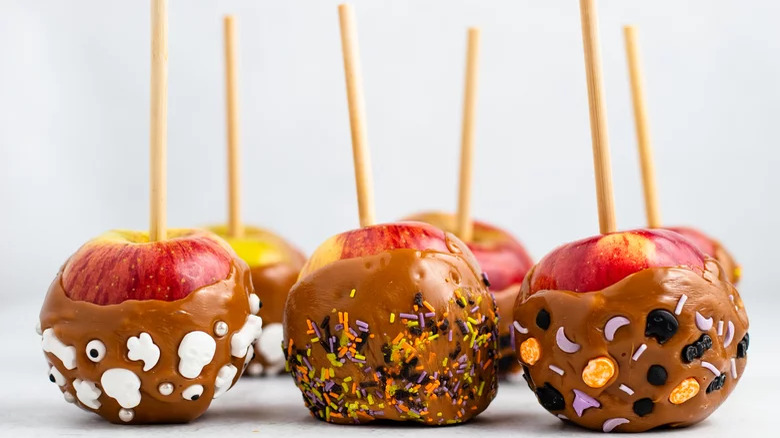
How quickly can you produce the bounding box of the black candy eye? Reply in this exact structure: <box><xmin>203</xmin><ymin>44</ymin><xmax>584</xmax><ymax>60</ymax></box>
<box><xmin>536</xmin><ymin>309</ymin><xmax>551</xmax><ymax>330</ymax></box>
<box><xmin>645</xmin><ymin>309</ymin><xmax>678</xmax><ymax>344</ymax></box>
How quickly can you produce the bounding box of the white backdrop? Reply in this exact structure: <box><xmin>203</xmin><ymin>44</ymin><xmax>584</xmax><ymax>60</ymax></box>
<box><xmin>1</xmin><ymin>0</ymin><xmax>778</xmax><ymax>316</ymax></box>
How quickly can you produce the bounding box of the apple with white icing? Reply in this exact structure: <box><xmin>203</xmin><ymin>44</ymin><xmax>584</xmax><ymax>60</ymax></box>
<box><xmin>38</xmin><ymin>228</ymin><xmax>262</xmax><ymax>424</ymax></box>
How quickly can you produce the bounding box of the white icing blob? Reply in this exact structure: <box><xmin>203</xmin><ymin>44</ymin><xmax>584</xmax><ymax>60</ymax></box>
<box><xmin>555</xmin><ymin>327</ymin><xmax>580</xmax><ymax>353</ymax></box>
<box><xmin>158</xmin><ymin>382</ymin><xmax>174</xmax><ymax>396</ymax></box>
<box><xmin>213</xmin><ymin>364</ymin><xmax>238</xmax><ymax>399</ymax></box>
<box><xmin>118</xmin><ymin>408</ymin><xmax>134</xmax><ymax>423</ymax></box>
<box><xmin>247</xmin><ymin>362</ymin><xmax>264</xmax><ymax>376</ymax></box>
<box><xmin>42</xmin><ymin>328</ymin><xmax>77</xmax><ymax>370</ymax></box>
<box><xmin>85</xmin><ymin>339</ymin><xmax>106</xmax><ymax>363</ymax></box>
<box><xmin>695</xmin><ymin>312</ymin><xmax>713</xmax><ymax>331</ymax></box>
<box><xmin>243</xmin><ymin>345</ymin><xmax>255</xmax><ymax>369</ymax></box>
<box><xmin>603</xmin><ymin>316</ymin><xmax>630</xmax><ymax>341</ymax></box>
<box><xmin>101</xmin><ymin>368</ymin><xmax>142</xmax><ymax>409</ymax></box>
<box><xmin>724</xmin><ymin>321</ymin><xmax>735</xmax><ymax>347</ymax></box>
<box><xmin>127</xmin><ymin>332</ymin><xmax>160</xmax><ymax>371</ymax></box>
<box><xmin>63</xmin><ymin>391</ymin><xmax>75</xmax><ymax>404</ymax></box>
<box><xmin>231</xmin><ymin>315</ymin><xmax>263</xmax><ymax>358</ymax></box>
<box><xmin>257</xmin><ymin>323</ymin><xmax>285</xmax><ymax>364</ymax></box>
<box><xmin>249</xmin><ymin>294</ymin><xmax>261</xmax><ymax>315</ymax></box>
<box><xmin>182</xmin><ymin>384</ymin><xmax>204</xmax><ymax>401</ymax></box>
<box><xmin>73</xmin><ymin>379</ymin><xmax>101</xmax><ymax>409</ymax></box>
<box><xmin>35</xmin><ymin>321</ymin><xmax>42</xmax><ymax>336</ymax></box>
<box><xmin>178</xmin><ymin>331</ymin><xmax>216</xmax><ymax>379</ymax></box>
<box><xmin>49</xmin><ymin>366</ymin><xmax>66</xmax><ymax>386</ymax></box>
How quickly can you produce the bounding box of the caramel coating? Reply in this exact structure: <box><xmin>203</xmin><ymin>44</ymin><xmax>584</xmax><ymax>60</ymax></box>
<box><xmin>513</xmin><ymin>260</ymin><xmax>749</xmax><ymax>432</ymax></box>
<box><xmin>283</xmin><ymin>240</ymin><xmax>499</xmax><ymax>425</ymax></box>
<box><xmin>39</xmin><ymin>264</ymin><xmax>255</xmax><ymax>424</ymax></box>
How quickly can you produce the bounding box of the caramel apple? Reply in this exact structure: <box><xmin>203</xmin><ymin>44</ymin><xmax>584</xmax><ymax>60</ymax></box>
<box><xmin>39</xmin><ymin>229</ymin><xmax>262</xmax><ymax>423</ymax></box>
<box><xmin>664</xmin><ymin>226</ymin><xmax>740</xmax><ymax>284</ymax></box>
<box><xmin>404</xmin><ymin>211</ymin><xmax>532</xmax><ymax>374</ymax></box>
<box><xmin>283</xmin><ymin>222</ymin><xmax>499</xmax><ymax>424</ymax></box>
<box><xmin>513</xmin><ymin>229</ymin><xmax>749</xmax><ymax>432</ymax></box>
<box><xmin>209</xmin><ymin>225</ymin><xmax>305</xmax><ymax>376</ymax></box>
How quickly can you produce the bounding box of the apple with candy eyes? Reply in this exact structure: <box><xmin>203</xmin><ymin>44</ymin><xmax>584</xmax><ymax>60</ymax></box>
<box><xmin>39</xmin><ymin>229</ymin><xmax>262</xmax><ymax>424</ymax></box>
<box><xmin>663</xmin><ymin>226</ymin><xmax>740</xmax><ymax>284</ymax></box>
<box><xmin>513</xmin><ymin>229</ymin><xmax>749</xmax><ymax>432</ymax></box>
<box><xmin>283</xmin><ymin>222</ymin><xmax>499</xmax><ymax>425</ymax></box>
<box><xmin>209</xmin><ymin>224</ymin><xmax>305</xmax><ymax>376</ymax></box>
<box><xmin>404</xmin><ymin>211</ymin><xmax>533</xmax><ymax>374</ymax></box>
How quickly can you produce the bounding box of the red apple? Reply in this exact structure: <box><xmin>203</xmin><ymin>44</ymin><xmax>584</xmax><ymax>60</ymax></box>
<box><xmin>402</xmin><ymin>212</ymin><xmax>532</xmax><ymax>291</ymax></box>
<box><xmin>526</xmin><ymin>228</ymin><xmax>706</xmax><ymax>295</ymax></box>
<box><xmin>664</xmin><ymin>226</ymin><xmax>740</xmax><ymax>284</ymax></box>
<box><xmin>299</xmin><ymin>221</ymin><xmax>464</xmax><ymax>278</ymax></box>
<box><xmin>62</xmin><ymin>229</ymin><xmax>235</xmax><ymax>305</ymax></box>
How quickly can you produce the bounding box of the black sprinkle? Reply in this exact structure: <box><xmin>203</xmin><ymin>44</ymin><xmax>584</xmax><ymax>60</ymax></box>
<box><xmin>382</xmin><ymin>343</ymin><xmax>392</xmax><ymax>363</ymax></box>
<box><xmin>456</xmin><ymin>319</ymin><xmax>469</xmax><ymax>335</ymax></box>
<box><xmin>536</xmin><ymin>309</ymin><xmax>551</xmax><ymax>330</ymax></box>
<box><xmin>49</xmin><ymin>374</ymin><xmax>55</xmax><ymax>383</ymax></box>
<box><xmin>633</xmin><ymin>398</ymin><xmax>655</xmax><ymax>417</ymax></box>
<box><xmin>645</xmin><ymin>309</ymin><xmax>678</xmax><ymax>344</ymax></box>
<box><xmin>481</xmin><ymin>272</ymin><xmax>491</xmax><ymax>287</ymax></box>
<box><xmin>449</xmin><ymin>343</ymin><xmax>462</xmax><ymax>360</ymax></box>
<box><xmin>414</xmin><ymin>292</ymin><xmax>423</xmax><ymax>307</ymax></box>
<box><xmin>439</xmin><ymin>319</ymin><xmax>450</xmax><ymax>331</ymax></box>
<box><xmin>394</xmin><ymin>389</ymin><xmax>411</xmax><ymax>400</ymax></box>
<box><xmin>89</xmin><ymin>349</ymin><xmax>99</xmax><ymax>358</ymax></box>
<box><xmin>706</xmin><ymin>373</ymin><xmax>727</xmax><ymax>393</ymax></box>
<box><xmin>521</xmin><ymin>365</ymin><xmax>534</xmax><ymax>389</ymax></box>
<box><xmin>681</xmin><ymin>334</ymin><xmax>714</xmax><ymax>364</ymax></box>
<box><xmin>536</xmin><ymin>383</ymin><xmax>565</xmax><ymax>411</ymax></box>
<box><xmin>409</xmin><ymin>326</ymin><xmax>423</xmax><ymax>336</ymax></box>
<box><xmin>360</xmin><ymin>381</ymin><xmax>378</xmax><ymax>388</ymax></box>
<box><xmin>320</xmin><ymin>315</ymin><xmax>330</xmax><ymax>329</ymax></box>
<box><xmin>455</xmin><ymin>298</ymin><xmax>466</xmax><ymax>308</ymax></box>
<box><xmin>647</xmin><ymin>365</ymin><xmax>668</xmax><ymax>386</ymax></box>
<box><xmin>737</xmin><ymin>333</ymin><xmax>749</xmax><ymax>359</ymax></box>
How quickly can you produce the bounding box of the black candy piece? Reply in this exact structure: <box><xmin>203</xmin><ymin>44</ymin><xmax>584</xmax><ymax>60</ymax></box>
<box><xmin>522</xmin><ymin>364</ymin><xmax>534</xmax><ymax>390</ymax></box>
<box><xmin>49</xmin><ymin>374</ymin><xmax>56</xmax><ymax>383</ymax></box>
<box><xmin>536</xmin><ymin>383</ymin><xmax>565</xmax><ymax>411</ymax></box>
<box><xmin>633</xmin><ymin>398</ymin><xmax>655</xmax><ymax>417</ymax></box>
<box><xmin>682</xmin><ymin>345</ymin><xmax>698</xmax><ymax>363</ymax></box>
<box><xmin>645</xmin><ymin>309</ymin><xmax>678</xmax><ymax>344</ymax></box>
<box><xmin>536</xmin><ymin>309</ymin><xmax>551</xmax><ymax>330</ymax></box>
<box><xmin>706</xmin><ymin>373</ymin><xmax>727</xmax><ymax>393</ymax></box>
<box><xmin>737</xmin><ymin>333</ymin><xmax>750</xmax><ymax>359</ymax></box>
<box><xmin>647</xmin><ymin>365</ymin><xmax>668</xmax><ymax>386</ymax></box>
<box><xmin>681</xmin><ymin>334</ymin><xmax>714</xmax><ymax>364</ymax></box>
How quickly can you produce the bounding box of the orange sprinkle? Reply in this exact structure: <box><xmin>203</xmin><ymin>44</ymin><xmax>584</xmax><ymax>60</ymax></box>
<box><xmin>669</xmin><ymin>377</ymin><xmax>700</xmax><ymax>404</ymax></box>
<box><xmin>520</xmin><ymin>337</ymin><xmax>542</xmax><ymax>365</ymax></box>
<box><xmin>582</xmin><ymin>356</ymin><xmax>616</xmax><ymax>388</ymax></box>
<box><xmin>423</xmin><ymin>301</ymin><xmax>435</xmax><ymax>312</ymax></box>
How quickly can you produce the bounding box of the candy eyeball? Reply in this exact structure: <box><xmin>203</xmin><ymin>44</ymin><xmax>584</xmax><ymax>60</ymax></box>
<box><xmin>182</xmin><ymin>384</ymin><xmax>204</xmax><ymax>401</ymax></box>
<box><xmin>86</xmin><ymin>339</ymin><xmax>106</xmax><ymax>362</ymax></box>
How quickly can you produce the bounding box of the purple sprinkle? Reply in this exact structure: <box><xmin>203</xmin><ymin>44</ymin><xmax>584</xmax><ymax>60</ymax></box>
<box><xmin>405</xmin><ymin>382</ymin><xmax>413</xmax><ymax>389</ymax></box>
<box><xmin>419</xmin><ymin>314</ymin><xmax>425</xmax><ymax>327</ymax></box>
<box><xmin>458</xmin><ymin>354</ymin><xmax>467</xmax><ymax>363</ymax></box>
<box><xmin>325</xmin><ymin>381</ymin><xmax>335</xmax><ymax>391</ymax></box>
<box><xmin>453</xmin><ymin>381</ymin><xmax>461</xmax><ymax>393</ymax></box>
<box><xmin>395</xmin><ymin>405</ymin><xmax>403</xmax><ymax>413</ymax></box>
<box><xmin>354</xmin><ymin>358</ymin><xmax>366</xmax><ymax>364</ymax></box>
<box><xmin>358</xmin><ymin>326</ymin><xmax>368</xmax><ymax>333</ymax></box>
<box><xmin>312</xmin><ymin>324</ymin><xmax>322</xmax><ymax>338</ymax></box>
<box><xmin>329</xmin><ymin>338</ymin><xmax>334</xmax><ymax>352</ymax></box>
<box><xmin>471</xmin><ymin>306</ymin><xmax>479</xmax><ymax>313</ymax></box>
<box><xmin>399</xmin><ymin>313</ymin><xmax>418</xmax><ymax>320</ymax></box>
<box><xmin>303</xmin><ymin>357</ymin><xmax>312</xmax><ymax>369</ymax></box>
<box><xmin>417</xmin><ymin>371</ymin><xmax>428</xmax><ymax>383</ymax></box>
<box><xmin>363</xmin><ymin>366</ymin><xmax>371</xmax><ymax>373</ymax></box>
<box><xmin>349</xmin><ymin>327</ymin><xmax>358</xmax><ymax>337</ymax></box>
<box><xmin>335</xmin><ymin>323</ymin><xmax>344</xmax><ymax>331</ymax></box>
<box><xmin>356</xmin><ymin>319</ymin><xmax>368</xmax><ymax>328</ymax></box>
<box><xmin>433</xmin><ymin>372</ymin><xmax>439</xmax><ymax>380</ymax></box>
<box><xmin>425</xmin><ymin>312</ymin><xmax>435</xmax><ymax>318</ymax></box>
<box><xmin>448</xmin><ymin>330</ymin><xmax>453</xmax><ymax>342</ymax></box>
<box><xmin>510</xmin><ymin>326</ymin><xmax>516</xmax><ymax>349</ymax></box>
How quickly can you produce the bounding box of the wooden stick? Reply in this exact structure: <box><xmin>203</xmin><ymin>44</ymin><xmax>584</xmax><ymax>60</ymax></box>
<box><xmin>338</xmin><ymin>4</ymin><xmax>376</xmax><ymax>228</ymax></box>
<box><xmin>579</xmin><ymin>0</ymin><xmax>616</xmax><ymax>234</ymax></box>
<box><xmin>623</xmin><ymin>25</ymin><xmax>661</xmax><ymax>228</ymax></box>
<box><xmin>456</xmin><ymin>28</ymin><xmax>481</xmax><ymax>242</ymax></box>
<box><xmin>224</xmin><ymin>15</ymin><xmax>244</xmax><ymax>238</ymax></box>
<box><xmin>149</xmin><ymin>0</ymin><xmax>168</xmax><ymax>241</ymax></box>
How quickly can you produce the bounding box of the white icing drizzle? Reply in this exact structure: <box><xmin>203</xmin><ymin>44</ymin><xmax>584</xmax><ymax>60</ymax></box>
<box><xmin>701</xmin><ymin>361</ymin><xmax>721</xmax><ymax>376</ymax></box>
<box><xmin>231</xmin><ymin>314</ymin><xmax>264</xmax><ymax>357</ymax></box>
<box><xmin>724</xmin><ymin>321</ymin><xmax>735</xmax><ymax>347</ymax></box>
<box><xmin>556</xmin><ymin>327</ymin><xmax>581</xmax><ymax>353</ymax></box>
<box><xmin>513</xmin><ymin>321</ymin><xmax>528</xmax><ymax>334</ymax></box>
<box><xmin>549</xmin><ymin>364</ymin><xmax>565</xmax><ymax>376</ymax></box>
<box><xmin>213</xmin><ymin>364</ymin><xmax>238</xmax><ymax>399</ymax></box>
<box><xmin>731</xmin><ymin>358</ymin><xmax>738</xmax><ymax>379</ymax></box>
<box><xmin>604</xmin><ymin>316</ymin><xmax>630</xmax><ymax>342</ymax></box>
<box><xmin>695</xmin><ymin>312</ymin><xmax>713</xmax><ymax>331</ymax></box>
<box><xmin>631</xmin><ymin>344</ymin><xmax>647</xmax><ymax>361</ymax></box>
<box><xmin>178</xmin><ymin>331</ymin><xmax>217</xmax><ymax>378</ymax></box>
<box><xmin>674</xmin><ymin>294</ymin><xmax>688</xmax><ymax>315</ymax></box>
<box><xmin>127</xmin><ymin>333</ymin><xmax>160</xmax><ymax>372</ymax></box>
<box><xmin>73</xmin><ymin>379</ymin><xmax>101</xmax><ymax>410</ymax></box>
<box><xmin>101</xmin><ymin>368</ymin><xmax>142</xmax><ymax>409</ymax></box>
<box><xmin>249</xmin><ymin>294</ymin><xmax>261</xmax><ymax>315</ymax></box>
<box><xmin>603</xmin><ymin>418</ymin><xmax>630</xmax><ymax>433</ymax></box>
<box><xmin>619</xmin><ymin>384</ymin><xmax>634</xmax><ymax>395</ymax></box>
<box><xmin>41</xmin><ymin>329</ymin><xmax>77</xmax><ymax>370</ymax></box>
<box><xmin>717</xmin><ymin>320</ymin><xmax>724</xmax><ymax>336</ymax></box>
<box><xmin>257</xmin><ymin>323</ymin><xmax>285</xmax><ymax>365</ymax></box>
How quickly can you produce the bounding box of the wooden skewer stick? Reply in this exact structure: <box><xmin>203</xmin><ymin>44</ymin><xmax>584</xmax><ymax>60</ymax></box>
<box><xmin>150</xmin><ymin>0</ymin><xmax>168</xmax><ymax>241</ymax></box>
<box><xmin>456</xmin><ymin>28</ymin><xmax>481</xmax><ymax>243</ymax></box>
<box><xmin>579</xmin><ymin>0</ymin><xmax>616</xmax><ymax>234</ymax></box>
<box><xmin>338</xmin><ymin>4</ymin><xmax>376</xmax><ymax>228</ymax></box>
<box><xmin>623</xmin><ymin>25</ymin><xmax>661</xmax><ymax>229</ymax></box>
<box><xmin>224</xmin><ymin>15</ymin><xmax>244</xmax><ymax>238</ymax></box>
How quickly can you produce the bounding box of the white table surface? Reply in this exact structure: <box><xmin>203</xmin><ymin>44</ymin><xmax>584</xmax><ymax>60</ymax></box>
<box><xmin>3</xmin><ymin>300</ymin><xmax>774</xmax><ymax>437</ymax></box>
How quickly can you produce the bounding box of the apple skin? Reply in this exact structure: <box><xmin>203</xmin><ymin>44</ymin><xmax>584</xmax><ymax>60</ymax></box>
<box><xmin>402</xmin><ymin>212</ymin><xmax>533</xmax><ymax>292</ymax></box>
<box><xmin>525</xmin><ymin>228</ymin><xmax>706</xmax><ymax>295</ymax></box>
<box><xmin>208</xmin><ymin>224</ymin><xmax>305</xmax><ymax>270</ymax></box>
<box><xmin>62</xmin><ymin>229</ymin><xmax>237</xmax><ymax>305</ymax></box>
<box><xmin>664</xmin><ymin>226</ymin><xmax>740</xmax><ymax>284</ymax></box>
<box><xmin>298</xmin><ymin>221</ymin><xmax>459</xmax><ymax>279</ymax></box>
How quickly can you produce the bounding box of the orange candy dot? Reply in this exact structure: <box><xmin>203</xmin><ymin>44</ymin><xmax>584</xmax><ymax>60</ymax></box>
<box><xmin>582</xmin><ymin>356</ymin><xmax>616</xmax><ymax>388</ymax></box>
<box><xmin>669</xmin><ymin>377</ymin><xmax>700</xmax><ymax>404</ymax></box>
<box><xmin>520</xmin><ymin>338</ymin><xmax>541</xmax><ymax>365</ymax></box>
